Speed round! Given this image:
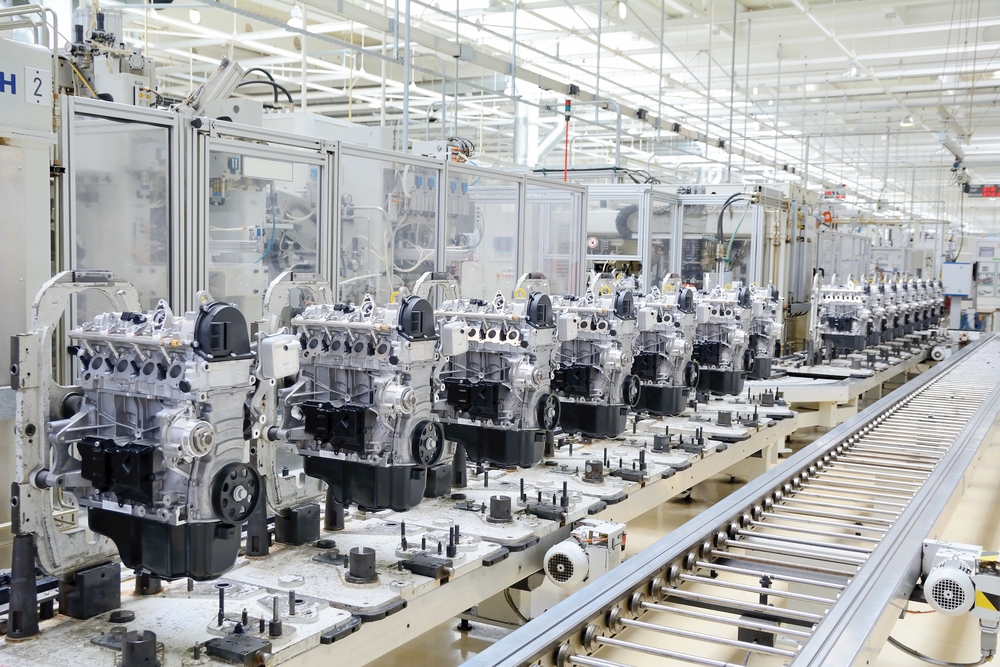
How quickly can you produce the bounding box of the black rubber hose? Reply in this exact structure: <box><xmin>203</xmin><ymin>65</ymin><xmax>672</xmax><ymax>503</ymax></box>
<box><xmin>717</xmin><ymin>192</ymin><xmax>745</xmax><ymax>243</ymax></box>
<box><xmin>616</xmin><ymin>204</ymin><xmax>640</xmax><ymax>241</ymax></box>
<box><xmin>234</xmin><ymin>79</ymin><xmax>294</xmax><ymax>105</ymax></box>
<box><xmin>242</xmin><ymin>67</ymin><xmax>278</xmax><ymax>103</ymax></box>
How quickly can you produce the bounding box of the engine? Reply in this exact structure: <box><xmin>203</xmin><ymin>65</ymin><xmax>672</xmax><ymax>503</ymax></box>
<box><xmin>898</xmin><ymin>279</ymin><xmax>917</xmax><ymax>335</ymax></box>
<box><xmin>868</xmin><ymin>280</ymin><xmax>891</xmax><ymax>343</ymax></box>
<box><xmin>928</xmin><ymin>279</ymin><xmax>945</xmax><ymax>327</ymax></box>
<box><xmin>14</xmin><ymin>273</ymin><xmax>259</xmax><ymax>581</ymax></box>
<box><xmin>814</xmin><ymin>278</ymin><xmax>875</xmax><ymax>354</ymax></box>
<box><xmin>631</xmin><ymin>284</ymin><xmax>698</xmax><ymax>416</ymax></box>
<box><xmin>691</xmin><ymin>284</ymin><xmax>752</xmax><ymax>395</ymax></box>
<box><xmin>911</xmin><ymin>279</ymin><xmax>929</xmax><ymax>330</ymax></box>
<box><xmin>271</xmin><ymin>292</ymin><xmax>445</xmax><ymax>513</ymax></box>
<box><xmin>421</xmin><ymin>273</ymin><xmax>562</xmax><ymax>468</ymax></box>
<box><xmin>550</xmin><ymin>278</ymin><xmax>639</xmax><ymax>438</ymax></box>
<box><xmin>744</xmin><ymin>284</ymin><xmax>783</xmax><ymax>380</ymax></box>
<box><xmin>885</xmin><ymin>279</ymin><xmax>905</xmax><ymax>338</ymax></box>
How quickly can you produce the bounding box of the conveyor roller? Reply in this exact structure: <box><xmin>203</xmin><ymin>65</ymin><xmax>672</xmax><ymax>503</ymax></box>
<box><xmin>463</xmin><ymin>335</ymin><xmax>1000</xmax><ymax>667</ymax></box>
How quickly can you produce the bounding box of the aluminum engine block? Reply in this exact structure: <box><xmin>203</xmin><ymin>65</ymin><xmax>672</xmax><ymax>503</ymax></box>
<box><xmin>272</xmin><ymin>292</ymin><xmax>444</xmax><ymax>512</ymax></box>
<box><xmin>745</xmin><ymin>284</ymin><xmax>783</xmax><ymax>380</ymax></box>
<box><xmin>631</xmin><ymin>284</ymin><xmax>699</xmax><ymax>416</ymax></box>
<box><xmin>550</xmin><ymin>281</ymin><xmax>639</xmax><ymax>438</ymax></box>
<box><xmin>692</xmin><ymin>284</ymin><xmax>753</xmax><ymax>395</ymax></box>
<box><xmin>429</xmin><ymin>276</ymin><xmax>563</xmax><ymax>468</ymax></box>
<box><xmin>13</xmin><ymin>272</ymin><xmax>258</xmax><ymax>581</ymax></box>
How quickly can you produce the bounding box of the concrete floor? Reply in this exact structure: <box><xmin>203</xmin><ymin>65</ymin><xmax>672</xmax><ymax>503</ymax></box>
<box><xmin>379</xmin><ymin>386</ymin><xmax>1000</xmax><ymax>667</ymax></box>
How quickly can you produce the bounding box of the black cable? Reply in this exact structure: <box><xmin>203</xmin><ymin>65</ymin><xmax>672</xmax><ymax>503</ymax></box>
<box><xmin>717</xmin><ymin>192</ymin><xmax>746</xmax><ymax>243</ymax></box>
<box><xmin>887</xmin><ymin>636</ymin><xmax>991</xmax><ymax>667</ymax></box>
<box><xmin>242</xmin><ymin>67</ymin><xmax>279</xmax><ymax>104</ymax></box>
<box><xmin>448</xmin><ymin>136</ymin><xmax>476</xmax><ymax>158</ymax></box>
<box><xmin>234</xmin><ymin>79</ymin><xmax>293</xmax><ymax>104</ymax></box>
<box><xmin>503</xmin><ymin>588</ymin><xmax>530</xmax><ymax>624</ymax></box>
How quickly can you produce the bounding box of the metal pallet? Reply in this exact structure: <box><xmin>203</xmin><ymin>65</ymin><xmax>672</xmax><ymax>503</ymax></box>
<box><xmin>463</xmin><ymin>335</ymin><xmax>1000</xmax><ymax>667</ymax></box>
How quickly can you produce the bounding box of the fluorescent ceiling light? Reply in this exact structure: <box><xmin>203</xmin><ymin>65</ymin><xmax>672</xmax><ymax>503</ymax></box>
<box><xmin>900</xmin><ymin>115</ymin><xmax>914</xmax><ymax>127</ymax></box>
<box><xmin>288</xmin><ymin>5</ymin><xmax>303</xmax><ymax>28</ymax></box>
<box><xmin>188</xmin><ymin>9</ymin><xmax>201</xmax><ymax>24</ymax></box>
<box><xmin>486</xmin><ymin>0</ymin><xmax>506</xmax><ymax>13</ymax></box>
<box><xmin>618</xmin><ymin>0</ymin><xmax>627</xmax><ymax>20</ymax></box>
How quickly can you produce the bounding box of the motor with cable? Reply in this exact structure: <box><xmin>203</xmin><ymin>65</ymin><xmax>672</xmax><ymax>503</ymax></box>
<box><xmin>543</xmin><ymin>520</ymin><xmax>625</xmax><ymax>591</ymax></box>
<box><xmin>885</xmin><ymin>539</ymin><xmax>1000</xmax><ymax>666</ymax></box>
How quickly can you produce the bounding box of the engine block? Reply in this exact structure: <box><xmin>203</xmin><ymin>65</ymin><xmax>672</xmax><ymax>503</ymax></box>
<box><xmin>632</xmin><ymin>284</ymin><xmax>698</xmax><ymax>416</ymax></box>
<box><xmin>272</xmin><ymin>292</ymin><xmax>444</xmax><ymax>512</ymax></box>
<box><xmin>814</xmin><ymin>278</ymin><xmax>875</xmax><ymax>353</ymax></box>
<box><xmin>550</xmin><ymin>281</ymin><xmax>639</xmax><ymax>438</ymax></box>
<box><xmin>428</xmin><ymin>277</ymin><xmax>562</xmax><ymax>468</ymax></box>
<box><xmin>692</xmin><ymin>284</ymin><xmax>753</xmax><ymax>395</ymax></box>
<box><xmin>13</xmin><ymin>272</ymin><xmax>258</xmax><ymax>581</ymax></box>
<box><xmin>745</xmin><ymin>284</ymin><xmax>783</xmax><ymax>380</ymax></box>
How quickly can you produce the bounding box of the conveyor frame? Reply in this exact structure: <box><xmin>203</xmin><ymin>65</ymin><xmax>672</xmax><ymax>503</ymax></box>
<box><xmin>463</xmin><ymin>335</ymin><xmax>1000</xmax><ymax>667</ymax></box>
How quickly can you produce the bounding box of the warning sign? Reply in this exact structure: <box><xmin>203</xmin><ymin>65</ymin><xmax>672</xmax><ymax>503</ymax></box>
<box><xmin>587</xmin><ymin>237</ymin><xmax>598</xmax><ymax>248</ymax></box>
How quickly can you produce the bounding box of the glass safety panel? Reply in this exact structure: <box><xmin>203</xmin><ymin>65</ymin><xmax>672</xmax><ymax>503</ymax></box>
<box><xmin>524</xmin><ymin>182</ymin><xmax>584</xmax><ymax>296</ymax></box>
<box><xmin>338</xmin><ymin>153</ymin><xmax>440</xmax><ymax>304</ymax></box>
<box><xmin>444</xmin><ymin>171</ymin><xmax>520</xmax><ymax>299</ymax></box>
<box><xmin>72</xmin><ymin>113</ymin><xmax>171</xmax><ymax>316</ymax></box>
<box><xmin>680</xmin><ymin>199</ymin><xmax>753</xmax><ymax>290</ymax></box>
<box><xmin>647</xmin><ymin>199</ymin><xmax>676</xmax><ymax>291</ymax></box>
<box><xmin>206</xmin><ymin>150</ymin><xmax>321</xmax><ymax>320</ymax></box>
<box><xmin>586</xmin><ymin>194</ymin><xmax>642</xmax><ymax>257</ymax></box>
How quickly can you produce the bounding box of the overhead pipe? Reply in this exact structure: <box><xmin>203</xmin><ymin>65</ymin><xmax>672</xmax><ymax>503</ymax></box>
<box><xmin>411</xmin><ymin>53</ymin><xmax>448</xmax><ymax>142</ymax></box>
<box><xmin>402</xmin><ymin>0</ymin><xmax>412</xmax><ymax>151</ymax></box>
<box><xmin>300</xmin><ymin>4</ymin><xmax>308</xmax><ymax>110</ymax></box>
<box><xmin>535</xmin><ymin>123</ymin><xmax>570</xmax><ymax>164</ymax></box>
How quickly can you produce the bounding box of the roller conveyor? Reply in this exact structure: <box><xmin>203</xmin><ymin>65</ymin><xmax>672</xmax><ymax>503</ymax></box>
<box><xmin>463</xmin><ymin>335</ymin><xmax>1000</xmax><ymax>667</ymax></box>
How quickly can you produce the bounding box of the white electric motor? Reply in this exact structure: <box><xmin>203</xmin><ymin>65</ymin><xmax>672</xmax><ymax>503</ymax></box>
<box><xmin>923</xmin><ymin>541</ymin><xmax>981</xmax><ymax>616</ymax></box>
<box><xmin>543</xmin><ymin>520</ymin><xmax>626</xmax><ymax>590</ymax></box>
